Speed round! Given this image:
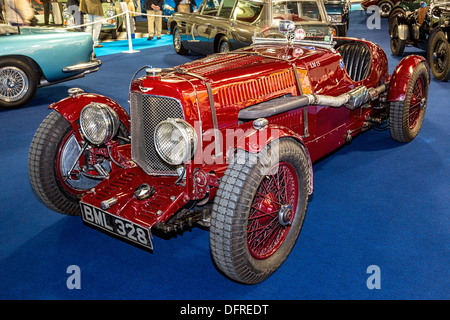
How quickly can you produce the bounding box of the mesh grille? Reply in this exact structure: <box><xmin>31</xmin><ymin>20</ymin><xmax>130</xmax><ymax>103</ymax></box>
<box><xmin>130</xmin><ymin>93</ymin><xmax>184</xmax><ymax>175</ymax></box>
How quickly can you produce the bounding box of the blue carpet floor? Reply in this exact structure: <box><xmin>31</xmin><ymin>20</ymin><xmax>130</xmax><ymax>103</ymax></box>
<box><xmin>0</xmin><ymin>9</ymin><xmax>448</xmax><ymax>300</ymax></box>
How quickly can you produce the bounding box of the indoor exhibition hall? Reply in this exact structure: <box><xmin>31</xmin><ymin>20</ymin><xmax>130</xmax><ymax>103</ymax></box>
<box><xmin>0</xmin><ymin>0</ymin><xmax>448</xmax><ymax>301</ymax></box>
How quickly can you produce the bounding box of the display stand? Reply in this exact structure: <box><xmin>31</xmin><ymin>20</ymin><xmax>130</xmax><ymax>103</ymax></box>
<box><xmin>120</xmin><ymin>2</ymin><xmax>139</xmax><ymax>53</ymax></box>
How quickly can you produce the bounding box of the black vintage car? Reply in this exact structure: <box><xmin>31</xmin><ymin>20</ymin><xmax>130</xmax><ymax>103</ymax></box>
<box><xmin>390</xmin><ymin>0</ymin><xmax>450</xmax><ymax>81</ymax></box>
<box><xmin>167</xmin><ymin>0</ymin><xmax>333</xmax><ymax>55</ymax></box>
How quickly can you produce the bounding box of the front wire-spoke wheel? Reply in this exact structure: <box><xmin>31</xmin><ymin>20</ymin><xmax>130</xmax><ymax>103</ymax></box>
<box><xmin>210</xmin><ymin>139</ymin><xmax>310</xmax><ymax>284</ymax></box>
<box><xmin>247</xmin><ymin>162</ymin><xmax>298</xmax><ymax>260</ymax></box>
<box><xmin>28</xmin><ymin>110</ymin><xmax>128</xmax><ymax>215</ymax></box>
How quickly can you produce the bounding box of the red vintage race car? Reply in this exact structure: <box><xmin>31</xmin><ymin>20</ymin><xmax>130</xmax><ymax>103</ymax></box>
<box><xmin>28</xmin><ymin>22</ymin><xmax>430</xmax><ymax>284</ymax></box>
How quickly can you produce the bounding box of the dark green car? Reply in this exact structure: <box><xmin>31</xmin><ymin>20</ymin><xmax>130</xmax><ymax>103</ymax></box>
<box><xmin>389</xmin><ymin>0</ymin><xmax>450</xmax><ymax>81</ymax></box>
<box><xmin>389</xmin><ymin>0</ymin><xmax>427</xmax><ymax>25</ymax></box>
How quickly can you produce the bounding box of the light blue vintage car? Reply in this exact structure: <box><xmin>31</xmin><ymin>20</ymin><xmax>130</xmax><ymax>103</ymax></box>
<box><xmin>0</xmin><ymin>24</ymin><xmax>102</xmax><ymax>109</ymax></box>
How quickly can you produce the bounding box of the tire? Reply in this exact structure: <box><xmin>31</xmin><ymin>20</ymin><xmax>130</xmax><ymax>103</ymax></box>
<box><xmin>111</xmin><ymin>28</ymin><xmax>118</xmax><ymax>39</ymax></box>
<box><xmin>173</xmin><ymin>26</ymin><xmax>188</xmax><ymax>55</ymax></box>
<box><xmin>390</xmin><ymin>19</ymin><xmax>406</xmax><ymax>56</ymax></box>
<box><xmin>210</xmin><ymin>139</ymin><xmax>310</xmax><ymax>284</ymax></box>
<box><xmin>28</xmin><ymin>111</ymin><xmax>129</xmax><ymax>215</ymax></box>
<box><xmin>389</xmin><ymin>62</ymin><xmax>429</xmax><ymax>142</ymax></box>
<box><xmin>0</xmin><ymin>58</ymin><xmax>38</xmax><ymax>109</ymax></box>
<box><xmin>337</xmin><ymin>25</ymin><xmax>347</xmax><ymax>37</ymax></box>
<box><xmin>378</xmin><ymin>0</ymin><xmax>394</xmax><ymax>18</ymax></box>
<box><xmin>428</xmin><ymin>31</ymin><xmax>450</xmax><ymax>81</ymax></box>
<box><xmin>388</xmin><ymin>8</ymin><xmax>405</xmax><ymax>33</ymax></box>
<box><xmin>217</xmin><ymin>36</ymin><xmax>231</xmax><ymax>53</ymax></box>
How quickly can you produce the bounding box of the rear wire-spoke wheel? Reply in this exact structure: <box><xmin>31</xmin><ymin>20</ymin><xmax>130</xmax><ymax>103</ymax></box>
<box><xmin>428</xmin><ymin>31</ymin><xmax>450</xmax><ymax>81</ymax></box>
<box><xmin>210</xmin><ymin>139</ymin><xmax>310</xmax><ymax>284</ymax></box>
<box><xmin>389</xmin><ymin>62</ymin><xmax>429</xmax><ymax>142</ymax></box>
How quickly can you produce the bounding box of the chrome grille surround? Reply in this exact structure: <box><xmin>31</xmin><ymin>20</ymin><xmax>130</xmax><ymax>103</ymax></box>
<box><xmin>130</xmin><ymin>93</ymin><xmax>185</xmax><ymax>175</ymax></box>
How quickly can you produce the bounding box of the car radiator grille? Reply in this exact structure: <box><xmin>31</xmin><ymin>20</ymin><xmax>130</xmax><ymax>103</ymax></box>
<box><xmin>130</xmin><ymin>93</ymin><xmax>185</xmax><ymax>175</ymax></box>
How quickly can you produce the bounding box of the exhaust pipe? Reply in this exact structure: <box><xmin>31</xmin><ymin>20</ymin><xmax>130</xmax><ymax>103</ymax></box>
<box><xmin>238</xmin><ymin>83</ymin><xmax>389</xmax><ymax>120</ymax></box>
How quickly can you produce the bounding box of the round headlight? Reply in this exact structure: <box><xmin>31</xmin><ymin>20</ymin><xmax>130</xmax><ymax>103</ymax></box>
<box><xmin>154</xmin><ymin>119</ymin><xmax>197</xmax><ymax>165</ymax></box>
<box><xmin>79</xmin><ymin>103</ymin><xmax>119</xmax><ymax>145</ymax></box>
<box><xmin>107</xmin><ymin>8</ymin><xmax>115</xmax><ymax>18</ymax></box>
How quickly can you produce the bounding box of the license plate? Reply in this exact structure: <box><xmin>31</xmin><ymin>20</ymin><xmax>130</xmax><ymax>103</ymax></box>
<box><xmin>80</xmin><ymin>202</ymin><xmax>153</xmax><ymax>250</ymax></box>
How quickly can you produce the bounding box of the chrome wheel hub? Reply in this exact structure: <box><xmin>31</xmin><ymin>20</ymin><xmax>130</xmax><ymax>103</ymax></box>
<box><xmin>278</xmin><ymin>204</ymin><xmax>293</xmax><ymax>226</ymax></box>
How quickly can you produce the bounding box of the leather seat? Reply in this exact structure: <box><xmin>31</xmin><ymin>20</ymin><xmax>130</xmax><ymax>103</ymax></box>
<box><xmin>337</xmin><ymin>43</ymin><xmax>372</xmax><ymax>82</ymax></box>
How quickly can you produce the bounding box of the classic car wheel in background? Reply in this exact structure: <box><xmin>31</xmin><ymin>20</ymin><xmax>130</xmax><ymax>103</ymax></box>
<box><xmin>378</xmin><ymin>0</ymin><xmax>394</xmax><ymax>18</ymax></box>
<box><xmin>218</xmin><ymin>36</ymin><xmax>231</xmax><ymax>53</ymax></box>
<box><xmin>388</xmin><ymin>7</ymin><xmax>405</xmax><ymax>33</ymax></box>
<box><xmin>0</xmin><ymin>58</ymin><xmax>37</xmax><ymax>109</ymax></box>
<box><xmin>173</xmin><ymin>26</ymin><xmax>189</xmax><ymax>55</ymax></box>
<box><xmin>390</xmin><ymin>19</ymin><xmax>405</xmax><ymax>56</ymax></box>
<box><xmin>428</xmin><ymin>31</ymin><xmax>450</xmax><ymax>81</ymax></box>
<box><xmin>210</xmin><ymin>139</ymin><xmax>309</xmax><ymax>284</ymax></box>
<box><xmin>389</xmin><ymin>62</ymin><xmax>429</xmax><ymax>143</ymax></box>
<box><xmin>336</xmin><ymin>24</ymin><xmax>347</xmax><ymax>37</ymax></box>
<box><xmin>28</xmin><ymin>111</ymin><xmax>129</xmax><ymax>215</ymax></box>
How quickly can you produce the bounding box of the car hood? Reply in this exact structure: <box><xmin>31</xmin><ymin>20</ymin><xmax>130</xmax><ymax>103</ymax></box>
<box><xmin>133</xmin><ymin>43</ymin><xmax>343</xmax><ymax>132</ymax></box>
<box><xmin>18</xmin><ymin>26</ymin><xmax>76</xmax><ymax>36</ymax></box>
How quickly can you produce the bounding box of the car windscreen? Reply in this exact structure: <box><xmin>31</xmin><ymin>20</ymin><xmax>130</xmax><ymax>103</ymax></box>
<box><xmin>273</xmin><ymin>0</ymin><xmax>324</xmax><ymax>22</ymax></box>
<box><xmin>202</xmin><ymin>0</ymin><xmax>223</xmax><ymax>15</ymax></box>
<box><xmin>218</xmin><ymin>0</ymin><xmax>237</xmax><ymax>17</ymax></box>
<box><xmin>233</xmin><ymin>0</ymin><xmax>264</xmax><ymax>23</ymax></box>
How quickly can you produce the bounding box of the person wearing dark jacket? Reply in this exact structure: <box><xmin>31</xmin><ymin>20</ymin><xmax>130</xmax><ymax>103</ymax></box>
<box><xmin>145</xmin><ymin>0</ymin><xmax>163</xmax><ymax>40</ymax></box>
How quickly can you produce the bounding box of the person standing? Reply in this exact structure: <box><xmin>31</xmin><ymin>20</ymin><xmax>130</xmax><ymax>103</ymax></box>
<box><xmin>79</xmin><ymin>0</ymin><xmax>104</xmax><ymax>48</ymax></box>
<box><xmin>145</xmin><ymin>0</ymin><xmax>163</xmax><ymax>40</ymax></box>
<box><xmin>4</xmin><ymin>0</ymin><xmax>34</xmax><ymax>25</ymax></box>
<box><xmin>42</xmin><ymin>0</ymin><xmax>51</xmax><ymax>25</ymax></box>
<box><xmin>175</xmin><ymin>0</ymin><xmax>196</xmax><ymax>13</ymax></box>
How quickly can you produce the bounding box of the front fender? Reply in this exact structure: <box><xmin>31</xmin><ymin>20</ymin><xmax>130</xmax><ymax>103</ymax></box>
<box><xmin>387</xmin><ymin>55</ymin><xmax>430</xmax><ymax>102</ymax></box>
<box><xmin>234</xmin><ymin>124</ymin><xmax>314</xmax><ymax>195</ymax></box>
<box><xmin>49</xmin><ymin>92</ymin><xmax>130</xmax><ymax>141</ymax></box>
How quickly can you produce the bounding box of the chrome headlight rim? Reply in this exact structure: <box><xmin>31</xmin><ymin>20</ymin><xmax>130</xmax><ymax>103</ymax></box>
<box><xmin>154</xmin><ymin>118</ymin><xmax>198</xmax><ymax>166</ymax></box>
<box><xmin>79</xmin><ymin>102</ymin><xmax>119</xmax><ymax>146</ymax></box>
<box><xmin>328</xmin><ymin>15</ymin><xmax>342</xmax><ymax>23</ymax></box>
